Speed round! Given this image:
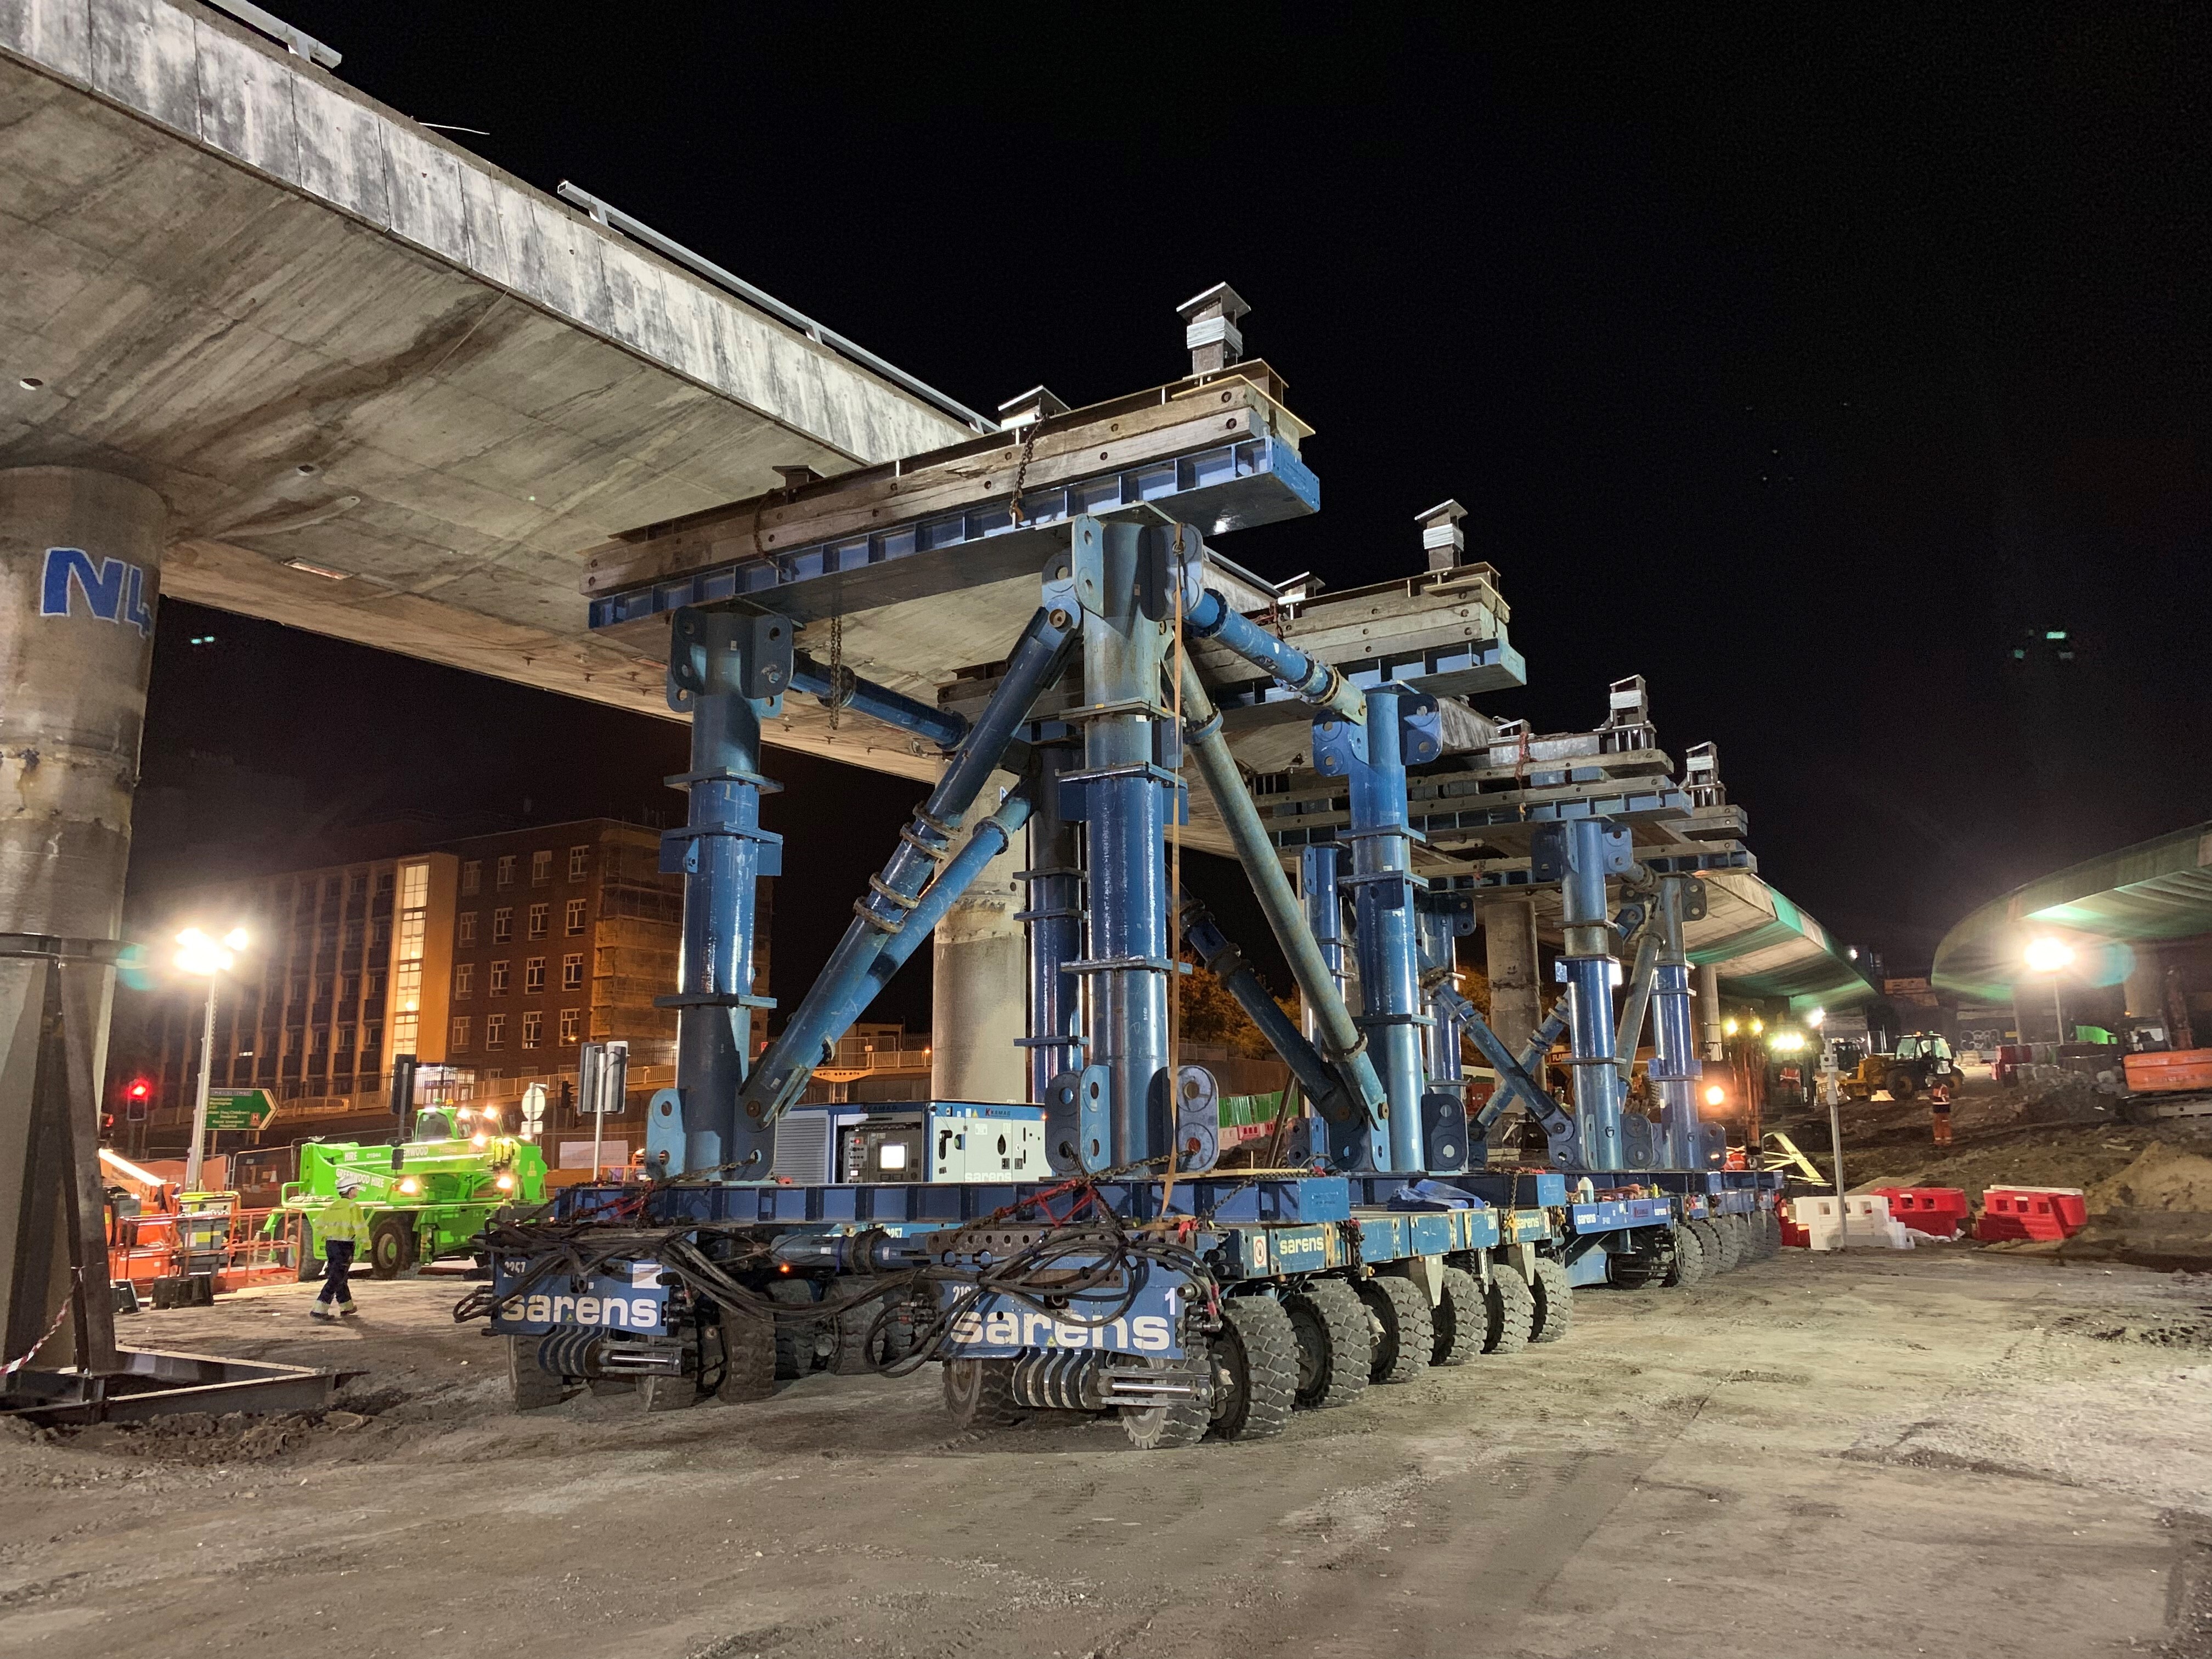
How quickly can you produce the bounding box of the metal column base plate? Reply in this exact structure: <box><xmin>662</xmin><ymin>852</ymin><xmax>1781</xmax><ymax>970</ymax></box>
<box><xmin>1</xmin><ymin>1347</ymin><xmax>350</xmax><ymax>1426</ymax></box>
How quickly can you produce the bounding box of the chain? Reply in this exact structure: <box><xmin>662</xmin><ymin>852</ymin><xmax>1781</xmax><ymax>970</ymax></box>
<box><xmin>826</xmin><ymin>605</ymin><xmax>845</xmax><ymax>733</ymax></box>
<box><xmin>1005</xmin><ymin>415</ymin><xmax>1047</xmax><ymax>526</ymax></box>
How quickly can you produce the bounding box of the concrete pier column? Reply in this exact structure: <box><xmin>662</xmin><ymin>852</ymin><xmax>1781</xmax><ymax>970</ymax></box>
<box><xmin>1480</xmin><ymin>897</ymin><xmax>1541</xmax><ymax>1055</ymax></box>
<box><xmin>932</xmin><ymin>783</ymin><xmax>1028</xmax><ymax>1102</ymax></box>
<box><xmin>1696</xmin><ymin>962</ymin><xmax>1724</xmax><ymax>1060</ymax></box>
<box><xmin>2123</xmin><ymin>946</ymin><xmax>2163</xmax><ymax>1020</ymax></box>
<box><xmin>0</xmin><ymin>467</ymin><xmax>165</xmax><ymax>1374</ymax></box>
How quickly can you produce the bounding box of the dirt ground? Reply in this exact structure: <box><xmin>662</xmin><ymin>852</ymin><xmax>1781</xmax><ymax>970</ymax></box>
<box><xmin>4</xmin><ymin>1243</ymin><xmax>2210</xmax><ymax>1659</ymax></box>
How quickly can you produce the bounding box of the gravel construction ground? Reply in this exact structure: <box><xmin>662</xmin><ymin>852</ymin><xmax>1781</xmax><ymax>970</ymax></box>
<box><xmin>4</xmin><ymin>1248</ymin><xmax>2210</xmax><ymax>1658</ymax></box>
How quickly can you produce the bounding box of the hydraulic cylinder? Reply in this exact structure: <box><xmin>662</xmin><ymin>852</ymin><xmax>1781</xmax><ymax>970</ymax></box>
<box><xmin>1559</xmin><ymin>816</ymin><xmax>1627</xmax><ymax>1170</ymax></box>
<box><xmin>1345</xmin><ymin>685</ymin><xmax>1427</xmax><ymax>1171</ymax></box>
<box><xmin>1650</xmin><ymin>877</ymin><xmax>1702</xmax><ymax>1169</ymax></box>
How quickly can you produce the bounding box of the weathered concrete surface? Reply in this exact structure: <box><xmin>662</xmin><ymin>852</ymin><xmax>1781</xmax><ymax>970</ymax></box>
<box><xmin>0</xmin><ymin>0</ymin><xmax>970</xmax><ymax>781</ymax></box>
<box><xmin>1</xmin><ymin>1250</ymin><xmax>2205</xmax><ymax>1657</ymax></box>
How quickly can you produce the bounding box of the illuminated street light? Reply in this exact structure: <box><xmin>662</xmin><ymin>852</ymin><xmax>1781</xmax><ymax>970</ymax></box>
<box><xmin>2023</xmin><ymin>936</ymin><xmax>2074</xmax><ymax>1045</ymax></box>
<box><xmin>176</xmin><ymin>925</ymin><xmax>249</xmax><ymax>1191</ymax></box>
<box><xmin>1722</xmin><ymin>1017</ymin><xmax>1740</xmax><ymax>1036</ymax></box>
<box><xmin>1807</xmin><ymin>1006</ymin><xmax>1826</xmax><ymax>1029</ymax></box>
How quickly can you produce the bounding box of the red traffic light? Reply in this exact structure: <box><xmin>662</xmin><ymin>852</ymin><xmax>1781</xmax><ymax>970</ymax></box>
<box><xmin>126</xmin><ymin>1079</ymin><xmax>151</xmax><ymax>1101</ymax></box>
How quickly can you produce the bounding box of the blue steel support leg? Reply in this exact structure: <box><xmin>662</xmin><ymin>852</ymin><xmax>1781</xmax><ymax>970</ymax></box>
<box><xmin>652</xmin><ymin>608</ymin><xmax>786</xmax><ymax>1177</ymax></box>
<box><xmin>1651</xmin><ymin>876</ymin><xmax>1702</xmax><ymax>1169</ymax></box>
<box><xmin>1018</xmin><ymin>741</ymin><xmax>1085</xmax><ymax>1103</ymax></box>
<box><xmin>1071</xmin><ymin>521</ymin><xmax>1173</xmax><ymax>1167</ymax></box>
<box><xmin>1558</xmin><ymin>816</ymin><xmax>1628</xmax><ymax>1171</ymax></box>
<box><xmin>1342</xmin><ymin>685</ymin><xmax>1428</xmax><ymax>1171</ymax></box>
<box><xmin>733</xmin><ymin>588</ymin><xmax>1078</xmax><ymax>1139</ymax></box>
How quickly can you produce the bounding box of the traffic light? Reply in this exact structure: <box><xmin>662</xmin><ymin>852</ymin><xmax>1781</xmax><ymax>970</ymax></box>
<box><xmin>123</xmin><ymin>1078</ymin><xmax>153</xmax><ymax>1122</ymax></box>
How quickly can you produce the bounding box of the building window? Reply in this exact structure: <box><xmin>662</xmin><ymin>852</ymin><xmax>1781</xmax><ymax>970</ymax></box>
<box><xmin>531</xmin><ymin>849</ymin><xmax>552</xmax><ymax>885</ymax></box>
<box><xmin>524</xmin><ymin>957</ymin><xmax>545</xmax><ymax>994</ymax></box>
<box><xmin>495</xmin><ymin>854</ymin><xmax>516</xmax><ymax>888</ymax></box>
<box><xmin>348</xmin><ymin>873</ymin><xmax>368</xmax><ymax>900</ymax></box>
<box><xmin>492</xmin><ymin>907</ymin><xmax>512</xmax><ymax>943</ymax></box>
<box><xmin>454</xmin><ymin>963</ymin><xmax>475</xmax><ymax>999</ymax></box>
<box><xmin>460</xmin><ymin>861</ymin><xmax>481</xmax><ymax>896</ymax></box>
<box><xmin>566</xmin><ymin>899</ymin><xmax>587</xmax><ymax>935</ymax></box>
<box><xmin>458</xmin><ymin>911</ymin><xmax>477</xmax><ymax>946</ymax></box>
<box><xmin>375</xmin><ymin>871</ymin><xmax>395</xmax><ymax>898</ymax></box>
<box><xmin>450</xmin><ymin>1016</ymin><xmax>471</xmax><ymax>1051</ymax></box>
<box><xmin>521</xmin><ymin>1010</ymin><xmax>542</xmax><ymax>1049</ymax></box>
<box><xmin>342</xmin><ymin>921</ymin><xmax>363</xmax><ymax>951</ymax></box>
<box><xmin>568</xmin><ymin>845</ymin><xmax>590</xmax><ymax>881</ymax></box>
<box><xmin>489</xmin><ymin>960</ymin><xmax>510</xmax><ymax>996</ymax></box>
<box><xmin>527</xmin><ymin>903</ymin><xmax>548</xmax><ymax>940</ymax></box>
<box><xmin>370</xmin><ymin>918</ymin><xmax>391</xmax><ymax>948</ymax></box>
<box><xmin>558</xmin><ymin>1008</ymin><xmax>581</xmax><ymax>1045</ymax></box>
<box><xmin>562</xmin><ymin>953</ymin><xmax>583</xmax><ymax>991</ymax></box>
<box><xmin>486</xmin><ymin>1013</ymin><xmax>506</xmax><ymax>1049</ymax></box>
<box><xmin>336</xmin><ymin>1024</ymin><xmax>354</xmax><ymax>1053</ymax></box>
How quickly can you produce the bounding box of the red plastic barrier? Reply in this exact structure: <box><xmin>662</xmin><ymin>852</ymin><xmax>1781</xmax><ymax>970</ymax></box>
<box><xmin>1780</xmin><ymin>1216</ymin><xmax>1809</xmax><ymax>1249</ymax></box>
<box><xmin>1974</xmin><ymin>1186</ymin><xmax>2088</xmax><ymax>1243</ymax></box>
<box><xmin>1866</xmin><ymin>1186</ymin><xmax>1971</xmax><ymax>1238</ymax></box>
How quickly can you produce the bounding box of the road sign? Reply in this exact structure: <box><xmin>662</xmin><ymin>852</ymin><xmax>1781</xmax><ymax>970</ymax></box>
<box><xmin>202</xmin><ymin>1087</ymin><xmax>276</xmax><ymax>1133</ymax></box>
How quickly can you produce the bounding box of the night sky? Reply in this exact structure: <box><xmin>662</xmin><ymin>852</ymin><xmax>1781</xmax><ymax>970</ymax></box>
<box><xmin>141</xmin><ymin>6</ymin><xmax>2212</xmax><ymax>1013</ymax></box>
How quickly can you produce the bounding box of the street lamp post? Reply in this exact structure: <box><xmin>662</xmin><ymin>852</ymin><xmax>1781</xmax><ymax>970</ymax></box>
<box><xmin>2023</xmin><ymin>937</ymin><xmax>2074</xmax><ymax>1049</ymax></box>
<box><xmin>176</xmin><ymin>927</ymin><xmax>247</xmax><ymax>1192</ymax></box>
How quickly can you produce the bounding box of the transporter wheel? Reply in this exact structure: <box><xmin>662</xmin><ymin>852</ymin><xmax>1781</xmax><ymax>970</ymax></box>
<box><xmin>1358</xmin><ymin>1274</ymin><xmax>1435</xmax><ymax>1385</ymax></box>
<box><xmin>713</xmin><ymin>1301</ymin><xmax>776</xmax><ymax>1403</ymax></box>
<box><xmin>1664</xmin><ymin>1223</ymin><xmax>1709</xmax><ymax>1288</ymax></box>
<box><xmin>1713</xmin><ymin>1214</ymin><xmax>1750</xmax><ymax>1272</ymax></box>
<box><xmin>768</xmin><ymin>1278</ymin><xmax>830</xmax><ymax>1378</ymax></box>
<box><xmin>943</xmin><ymin>1358</ymin><xmax>1028</xmax><ymax>1430</ymax></box>
<box><xmin>1607</xmin><ymin>1246</ymin><xmax>1662</xmax><ymax>1290</ymax></box>
<box><xmin>830</xmin><ymin>1278</ymin><xmax>891</xmax><ymax>1375</ymax></box>
<box><xmin>1284</xmin><ymin>1278</ymin><xmax>1371</xmax><ymax>1410</ymax></box>
<box><xmin>508</xmin><ymin>1335</ymin><xmax>568</xmax><ymax>1410</ymax></box>
<box><xmin>1725</xmin><ymin>1212</ymin><xmax>1760</xmax><ymax>1265</ymax></box>
<box><xmin>368</xmin><ymin>1216</ymin><xmax>417</xmax><ymax>1280</ymax></box>
<box><xmin>1207</xmin><ymin>1297</ymin><xmax>1296</xmax><ymax>1442</ymax></box>
<box><xmin>1529</xmin><ymin>1256</ymin><xmax>1574</xmax><ymax>1344</ymax></box>
<box><xmin>1688</xmin><ymin>1218</ymin><xmax>1731</xmax><ymax>1275</ymax></box>
<box><xmin>1887</xmin><ymin>1068</ymin><xmax>1920</xmax><ymax>1102</ymax></box>
<box><xmin>1119</xmin><ymin>1355</ymin><xmax>1213</xmax><ymax>1451</ymax></box>
<box><xmin>1431</xmin><ymin>1267</ymin><xmax>1486</xmax><ymax>1364</ymax></box>
<box><xmin>1482</xmin><ymin>1260</ymin><xmax>1536</xmax><ymax>1356</ymax></box>
<box><xmin>1746</xmin><ymin>1211</ymin><xmax>1779</xmax><ymax>1261</ymax></box>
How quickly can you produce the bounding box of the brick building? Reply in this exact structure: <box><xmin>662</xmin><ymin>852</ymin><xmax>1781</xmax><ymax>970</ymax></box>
<box><xmin>111</xmin><ymin>817</ymin><xmax>745</xmax><ymax>1149</ymax></box>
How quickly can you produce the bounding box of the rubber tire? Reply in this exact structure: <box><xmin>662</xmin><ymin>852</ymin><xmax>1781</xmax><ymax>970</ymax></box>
<box><xmin>1358</xmin><ymin>1274</ymin><xmax>1434</xmax><ymax>1385</ymax></box>
<box><xmin>1609</xmin><ymin>1247</ymin><xmax>1662</xmax><ymax>1289</ymax></box>
<box><xmin>768</xmin><ymin>1278</ymin><xmax>827</xmax><ymax>1379</ymax></box>
<box><xmin>1284</xmin><ymin>1278</ymin><xmax>1371</xmax><ymax>1410</ymax></box>
<box><xmin>1209</xmin><ymin>1297</ymin><xmax>1296</xmax><ymax>1442</ymax></box>
<box><xmin>1119</xmin><ymin>1355</ymin><xmax>1212</xmax><ymax>1451</ymax></box>
<box><xmin>943</xmin><ymin>1358</ymin><xmax>1027</xmax><ymax>1430</ymax></box>
<box><xmin>1664</xmin><ymin>1223</ymin><xmax>1709</xmax><ymax>1288</ymax></box>
<box><xmin>1528</xmin><ymin>1256</ymin><xmax>1574</xmax><ymax>1345</ymax></box>
<box><xmin>509</xmin><ymin>1335</ymin><xmax>567</xmax><ymax>1410</ymax></box>
<box><xmin>714</xmin><ymin>1302</ymin><xmax>776</xmax><ymax>1402</ymax></box>
<box><xmin>1431</xmin><ymin>1267</ymin><xmax>1486</xmax><ymax>1364</ymax></box>
<box><xmin>1482</xmin><ymin>1260</ymin><xmax>1536</xmax><ymax>1356</ymax></box>
<box><xmin>830</xmin><ymin>1278</ymin><xmax>888</xmax><ymax>1375</ymax></box>
<box><xmin>1888</xmin><ymin>1068</ymin><xmax>1918</xmax><ymax>1102</ymax></box>
<box><xmin>1746</xmin><ymin>1211</ymin><xmax>1779</xmax><ymax>1261</ymax></box>
<box><xmin>368</xmin><ymin>1216</ymin><xmax>416</xmax><ymax>1280</ymax></box>
<box><xmin>1716</xmin><ymin>1213</ymin><xmax>1752</xmax><ymax>1271</ymax></box>
<box><xmin>292</xmin><ymin>1214</ymin><xmax>324</xmax><ymax>1283</ymax></box>
<box><xmin>1726</xmin><ymin>1212</ymin><xmax>1759</xmax><ymax>1265</ymax></box>
<box><xmin>1688</xmin><ymin>1217</ymin><xmax>1731</xmax><ymax>1275</ymax></box>
<box><xmin>1712</xmin><ymin>1215</ymin><xmax>1747</xmax><ymax>1273</ymax></box>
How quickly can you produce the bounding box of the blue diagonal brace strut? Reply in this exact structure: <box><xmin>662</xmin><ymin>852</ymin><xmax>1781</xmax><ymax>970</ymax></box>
<box><xmin>725</xmin><ymin>577</ymin><xmax>1080</xmax><ymax>1165</ymax></box>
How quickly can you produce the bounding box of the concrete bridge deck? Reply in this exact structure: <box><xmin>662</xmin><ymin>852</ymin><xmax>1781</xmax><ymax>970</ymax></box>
<box><xmin>1</xmin><ymin>0</ymin><xmax>974</xmax><ymax>779</ymax></box>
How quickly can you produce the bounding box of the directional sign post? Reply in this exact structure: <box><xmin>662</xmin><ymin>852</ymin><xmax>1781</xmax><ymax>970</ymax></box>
<box><xmin>202</xmin><ymin>1088</ymin><xmax>278</xmax><ymax>1134</ymax></box>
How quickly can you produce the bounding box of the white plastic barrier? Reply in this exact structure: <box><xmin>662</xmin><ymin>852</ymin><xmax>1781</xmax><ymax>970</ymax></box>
<box><xmin>1787</xmin><ymin>1194</ymin><xmax>1917</xmax><ymax>1251</ymax></box>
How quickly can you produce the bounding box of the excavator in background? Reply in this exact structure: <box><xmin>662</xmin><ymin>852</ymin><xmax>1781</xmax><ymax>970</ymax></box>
<box><xmin>1838</xmin><ymin>1032</ymin><xmax>1959</xmax><ymax>1102</ymax></box>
